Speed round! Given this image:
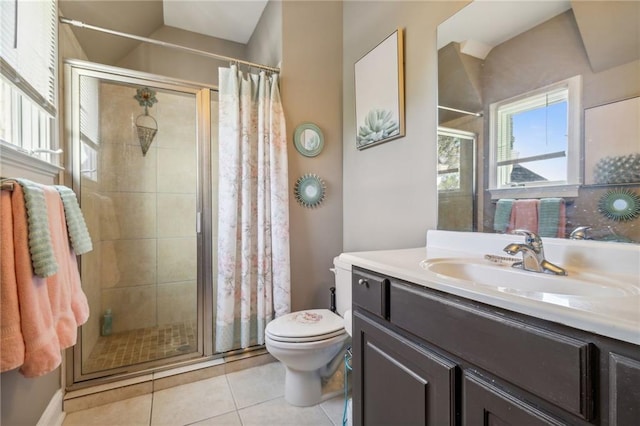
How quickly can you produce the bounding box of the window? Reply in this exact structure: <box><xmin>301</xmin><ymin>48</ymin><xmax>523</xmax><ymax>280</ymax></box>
<box><xmin>0</xmin><ymin>0</ymin><xmax>59</xmax><ymax>165</ymax></box>
<box><xmin>488</xmin><ymin>76</ymin><xmax>581</xmax><ymax>199</ymax></box>
<box><xmin>437</xmin><ymin>133</ymin><xmax>461</xmax><ymax>191</ymax></box>
<box><xmin>438</xmin><ymin>127</ymin><xmax>476</xmax><ymax>194</ymax></box>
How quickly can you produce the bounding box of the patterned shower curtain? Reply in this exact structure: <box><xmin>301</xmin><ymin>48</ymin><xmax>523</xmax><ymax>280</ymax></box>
<box><xmin>215</xmin><ymin>65</ymin><xmax>291</xmax><ymax>353</ymax></box>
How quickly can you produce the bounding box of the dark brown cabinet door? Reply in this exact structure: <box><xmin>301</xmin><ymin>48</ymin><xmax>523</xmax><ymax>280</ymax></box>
<box><xmin>463</xmin><ymin>373</ymin><xmax>565</xmax><ymax>426</ymax></box>
<box><xmin>353</xmin><ymin>311</ymin><xmax>458</xmax><ymax>426</ymax></box>
<box><xmin>609</xmin><ymin>353</ymin><xmax>640</xmax><ymax>425</ymax></box>
<box><xmin>390</xmin><ymin>281</ymin><xmax>594</xmax><ymax>420</ymax></box>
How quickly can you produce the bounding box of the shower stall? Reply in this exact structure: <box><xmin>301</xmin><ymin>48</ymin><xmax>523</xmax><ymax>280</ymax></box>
<box><xmin>65</xmin><ymin>60</ymin><xmax>220</xmax><ymax>384</ymax></box>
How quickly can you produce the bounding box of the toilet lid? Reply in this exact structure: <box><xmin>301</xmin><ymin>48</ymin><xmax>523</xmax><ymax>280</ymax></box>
<box><xmin>266</xmin><ymin>309</ymin><xmax>345</xmax><ymax>340</ymax></box>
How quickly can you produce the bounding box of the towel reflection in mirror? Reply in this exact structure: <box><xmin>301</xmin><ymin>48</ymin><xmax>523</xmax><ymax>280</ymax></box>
<box><xmin>494</xmin><ymin>198</ymin><xmax>565</xmax><ymax>238</ymax></box>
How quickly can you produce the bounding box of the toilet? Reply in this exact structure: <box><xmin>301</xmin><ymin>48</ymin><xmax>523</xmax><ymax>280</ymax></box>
<box><xmin>265</xmin><ymin>256</ymin><xmax>351</xmax><ymax>407</ymax></box>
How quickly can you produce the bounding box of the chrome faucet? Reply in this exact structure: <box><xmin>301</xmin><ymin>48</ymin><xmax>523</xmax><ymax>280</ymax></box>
<box><xmin>570</xmin><ymin>226</ymin><xmax>592</xmax><ymax>240</ymax></box>
<box><xmin>503</xmin><ymin>230</ymin><xmax>567</xmax><ymax>275</ymax></box>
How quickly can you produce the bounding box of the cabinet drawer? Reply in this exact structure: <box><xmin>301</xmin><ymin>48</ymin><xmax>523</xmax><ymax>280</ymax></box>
<box><xmin>352</xmin><ymin>268</ymin><xmax>388</xmax><ymax>318</ymax></box>
<box><xmin>390</xmin><ymin>281</ymin><xmax>594</xmax><ymax>420</ymax></box>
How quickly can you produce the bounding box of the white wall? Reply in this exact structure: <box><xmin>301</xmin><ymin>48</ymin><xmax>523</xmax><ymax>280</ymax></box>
<box><xmin>247</xmin><ymin>0</ymin><xmax>282</xmax><ymax>68</ymax></box>
<box><xmin>118</xmin><ymin>26</ymin><xmax>247</xmax><ymax>87</ymax></box>
<box><xmin>281</xmin><ymin>1</ymin><xmax>344</xmax><ymax>311</ymax></box>
<box><xmin>343</xmin><ymin>1</ymin><xmax>467</xmax><ymax>251</ymax></box>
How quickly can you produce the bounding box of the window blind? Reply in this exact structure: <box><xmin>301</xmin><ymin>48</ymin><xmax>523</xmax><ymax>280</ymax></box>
<box><xmin>1</xmin><ymin>0</ymin><xmax>57</xmax><ymax>115</ymax></box>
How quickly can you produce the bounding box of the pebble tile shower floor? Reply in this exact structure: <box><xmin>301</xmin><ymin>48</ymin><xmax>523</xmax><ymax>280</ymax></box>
<box><xmin>84</xmin><ymin>321</ymin><xmax>197</xmax><ymax>372</ymax></box>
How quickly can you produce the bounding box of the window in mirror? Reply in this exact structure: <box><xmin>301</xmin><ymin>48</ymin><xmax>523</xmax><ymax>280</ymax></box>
<box><xmin>489</xmin><ymin>76</ymin><xmax>581</xmax><ymax>199</ymax></box>
<box><xmin>438</xmin><ymin>133</ymin><xmax>461</xmax><ymax>191</ymax></box>
<box><xmin>438</xmin><ymin>127</ymin><xmax>476</xmax><ymax>232</ymax></box>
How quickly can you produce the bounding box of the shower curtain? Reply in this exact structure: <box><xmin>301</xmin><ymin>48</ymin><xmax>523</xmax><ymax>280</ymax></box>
<box><xmin>215</xmin><ymin>65</ymin><xmax>291</xmax><ymax>353</ymax></box>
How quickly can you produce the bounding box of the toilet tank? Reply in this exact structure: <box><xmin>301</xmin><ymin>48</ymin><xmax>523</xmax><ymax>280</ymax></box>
<box><xmin>332</xmin><ymin>256</ymin><xmax>352</xmax><ymax>316</ymax></box>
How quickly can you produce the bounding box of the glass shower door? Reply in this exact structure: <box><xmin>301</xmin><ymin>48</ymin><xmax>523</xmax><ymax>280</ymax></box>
<box><xmin>68</xmin><ymin>63</ymin><xmax>208</xmax><ymax>381</ymax></box>
<box><xmin>437</xmin><ymin>128</ymin><xmax>477</xmax><ymax>232</ymax></box>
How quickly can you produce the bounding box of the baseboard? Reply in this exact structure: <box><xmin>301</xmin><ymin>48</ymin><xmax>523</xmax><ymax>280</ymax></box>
<box><xmin>37</xmin><ymin>389</ymin><xmax>66</xmax><ymax>426</ymax></box>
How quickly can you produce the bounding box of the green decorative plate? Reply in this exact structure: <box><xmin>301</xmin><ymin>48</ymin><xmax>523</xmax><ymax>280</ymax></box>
<box><xmin>294</xmin><ymin>174</ymin><xmax>326</xmax><ymax>208</ymax></box>
<box><xmin>598</xmin><ymin>189</ymin><xmax>640</xmax><ymax>221</ymax></box>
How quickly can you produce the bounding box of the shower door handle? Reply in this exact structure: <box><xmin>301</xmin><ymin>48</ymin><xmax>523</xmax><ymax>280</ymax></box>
<box><xmin>196</xmin><ymin>212</ymin><xmax>201</xmax><ymax>234</ymax></box>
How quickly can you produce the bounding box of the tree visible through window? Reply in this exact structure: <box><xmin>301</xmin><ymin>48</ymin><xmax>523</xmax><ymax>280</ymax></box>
<box><xmin>438</xmin><ymin>134</ymin><xmax>461</xmax><ymax>191</ymax></box>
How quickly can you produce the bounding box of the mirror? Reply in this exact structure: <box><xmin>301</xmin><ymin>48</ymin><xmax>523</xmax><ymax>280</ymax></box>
<box><xmin>294</xmin><ymin>122</ymin><xmax>324</xmax><ymax>157</ymax></box>
<box><xmin>437</xmin><ymin>0</ymin><xmax>640</xmax><ymax>243</ymax></box>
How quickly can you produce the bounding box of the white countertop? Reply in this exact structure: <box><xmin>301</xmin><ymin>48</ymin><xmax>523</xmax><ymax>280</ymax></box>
<box><xmin>340</xmin><ymin>246</ymin><xmax>640</xmax><ymax>346</ymax></box>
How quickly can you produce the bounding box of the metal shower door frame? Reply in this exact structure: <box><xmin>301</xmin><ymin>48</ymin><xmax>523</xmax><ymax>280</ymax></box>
<box><xmin>64</xmin><ymin>59</ymin><xmax>216</xmax><ymax>388</ymax></box>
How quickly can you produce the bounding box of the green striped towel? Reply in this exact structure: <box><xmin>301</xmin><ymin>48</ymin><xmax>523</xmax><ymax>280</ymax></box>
<box><xmin>493</xmin><ymin>199</ymin><xmax>514</xmax><ymax>233</ymax></box>
<box><xmin>55</xmin><ymin>186</ymin><xmax>93</xmax><ymax>255</ymax></box>
<box><xmin>7</xmin><ymin>178</ymin><xmax>58</xmax><ymax>277</ymax></box>
<box><xmin>538</xmin><ymin>198</ymin><xmax>563</xmax><ymax>238</ymax></box>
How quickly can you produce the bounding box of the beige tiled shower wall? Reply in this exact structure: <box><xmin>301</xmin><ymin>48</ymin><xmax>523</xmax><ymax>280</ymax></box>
<box><xmin>85</xmin><ymin>82</ymin><xmax>198</xmax><ymax>341</ymax></box>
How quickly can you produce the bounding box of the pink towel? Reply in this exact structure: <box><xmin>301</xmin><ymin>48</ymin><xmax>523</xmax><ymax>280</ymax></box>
<box><xmin>9</xmin><ymin>183</ymin><xmax>61</xmax><ymax>377</ymax></box>
<box><xmin>1</xmin><ymin>190</ymin><xmax>26</xmax><ymax>372</ymax></box>
<box><xmin>1</xmin><ymin>184</ymin><xmax>90</xmax><ymax>377</ymax></box>
<box><xmin>508</xmin><ymin>199</ymin><xmax>540</xmax><ymax>234</ymax></box>
<box><xmin>42</xmin><ymin>185</ymin><xmax>90</xmax><ymax>349</ymax></box>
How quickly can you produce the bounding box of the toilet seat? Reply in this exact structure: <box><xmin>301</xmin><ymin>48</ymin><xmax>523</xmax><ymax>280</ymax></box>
<box><xmin>266</xmin><ymin>309</ymin><xmax>346</xmax><ymax>343</ymax></box>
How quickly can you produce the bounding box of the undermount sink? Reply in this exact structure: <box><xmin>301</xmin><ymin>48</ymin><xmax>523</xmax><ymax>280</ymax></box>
<box><xmin>419</xmin><ymin>258</ymin><xmax>639</xmax><ymax>299</ymax></box>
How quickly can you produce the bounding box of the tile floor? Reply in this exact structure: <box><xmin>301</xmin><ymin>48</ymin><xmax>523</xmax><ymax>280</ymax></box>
<box><xmin>63</xmin><ymin>362</ymin><xmax>348</xmax><ymax>426</ymax></box>
<box><xmin>84</xmin><ymin>321</ymin><xmax>197</xmax><ymax>373</ymax></box>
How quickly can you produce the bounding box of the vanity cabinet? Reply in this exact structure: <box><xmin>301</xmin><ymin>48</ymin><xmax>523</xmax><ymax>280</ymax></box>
<box><xmin>351</xmin><ymin>266</ymin><xmax>640</xmax><ymax>426</ymax></box>
<box><xmin>353</xmin><ymin>310</ymin><xmax>458</xmax><ymax>425</ymax></box>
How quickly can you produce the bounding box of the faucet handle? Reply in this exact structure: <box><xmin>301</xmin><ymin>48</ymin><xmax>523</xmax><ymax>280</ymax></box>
<box><xmin>512</xmin><ymin>229</ymin><xmax>543</xmax><ymax>248</ymax></box>
<box><xmin>570</xmin><ymin>226</ymin><xmax>591</xmax><ymax>240</ymax></box>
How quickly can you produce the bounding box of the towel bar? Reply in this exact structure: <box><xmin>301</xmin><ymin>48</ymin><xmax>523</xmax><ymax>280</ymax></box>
<box><xmin>491</xmin><ymin>198</ymin><xmax>574</xmax><ymax>205</ymax></box>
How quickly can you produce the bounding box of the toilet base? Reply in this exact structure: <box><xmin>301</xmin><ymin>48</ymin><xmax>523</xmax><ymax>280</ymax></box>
<box><xmin>283</xmin><ymin>368</ymin><xmax>322</xmax><ymax>407</ymax></box>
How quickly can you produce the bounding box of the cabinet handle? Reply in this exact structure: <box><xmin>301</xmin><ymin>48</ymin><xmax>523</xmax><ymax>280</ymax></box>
<box><xmin>358</xmin><ymin>278</ymin><xmax>369</xmax><ymax>288</ymax></box>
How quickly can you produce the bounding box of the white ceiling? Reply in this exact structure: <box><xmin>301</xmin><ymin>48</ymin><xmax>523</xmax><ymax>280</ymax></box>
<box><xmin>59</xmin><ymin>0</ymin><xmax>269</xmax><ymax>65</ymax></box>
<box><xmin>438</xmin><ymin>0</ymin><xmax>572</xmax><ymax>59</ymax></box>
<box><xmin>163</xmin><ymin>0</ymin><xmax>269</xmax><ymax>44</ymax></box>
<box><xmin>62</xmin><ymin>0</ymin><xmax>577</xmax><ymax>64</ymax></box>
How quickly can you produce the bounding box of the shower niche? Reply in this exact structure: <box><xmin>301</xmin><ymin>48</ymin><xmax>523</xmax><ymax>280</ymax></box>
<box><xmin>65</xmin><ymin>60</ymin><xmax>217</xmax><ymax>384</ymax></box>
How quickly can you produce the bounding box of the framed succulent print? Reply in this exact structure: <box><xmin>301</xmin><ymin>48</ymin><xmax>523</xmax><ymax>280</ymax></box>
<box><xmin>354</xmin><ymin>28</ymin><xmax>405</xmax><ymax>150</ymax></box>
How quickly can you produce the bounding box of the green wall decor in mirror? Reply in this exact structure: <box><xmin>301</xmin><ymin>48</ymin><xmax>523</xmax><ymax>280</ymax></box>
<box><xmin>598</xmin><ymin>189</ymin><xmax>640</xmax><ymax>222</ymax></box>
<box><xmin>593</xmin><ymin>153</ymin><xmax>640</xmax><ymax>185</ymax></box>
<box><xmin>294</xmin><ymin>123</ymin><xmax>324</xmax><ymax>157</ymax></box>
<box><xmin>585</xmin><ymin>97</ymin><xmax>640</xmax><ymax>185</ymax></box>
<box><xmin>294</xmin><ymin>174</ymin><xmax>326</xmax><ymax>208</ymax></box>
